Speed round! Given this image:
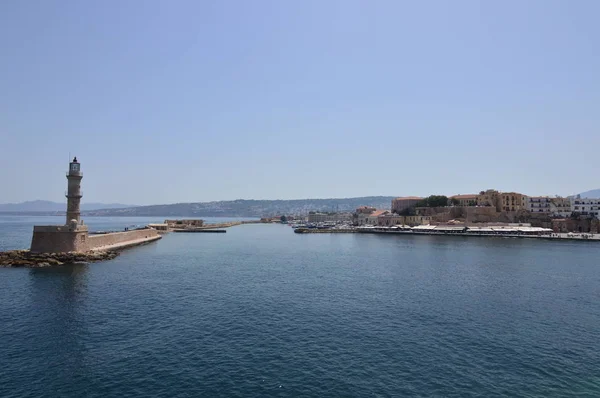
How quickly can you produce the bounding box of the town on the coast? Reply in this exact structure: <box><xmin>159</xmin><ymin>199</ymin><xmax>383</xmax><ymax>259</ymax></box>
<box><xmin>274</xmin><ymin>192</ymin><xmax>600</xmax><ymax>239</ymax></box>
<box><xmin>2</xmin><ymin>158</ymin><xmax>600</xmax><ymax>268</ymax></box>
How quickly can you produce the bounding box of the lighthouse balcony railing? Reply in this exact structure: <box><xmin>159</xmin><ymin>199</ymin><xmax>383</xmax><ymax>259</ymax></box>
<box><xmin>66</xmin><ymin>171</ymin><xmax>83</xmax><ymax>177</ymax></box>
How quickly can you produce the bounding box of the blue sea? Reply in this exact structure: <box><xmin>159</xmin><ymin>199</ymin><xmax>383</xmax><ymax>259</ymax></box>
<box><xmin>1</xmin><ymin>215</ymin><xmax>600</xmax><ymax>397</ymax></box>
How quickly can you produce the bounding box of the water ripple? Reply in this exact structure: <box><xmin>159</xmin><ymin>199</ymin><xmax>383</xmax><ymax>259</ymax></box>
<box><xmin>1</xmin><ymin>220</ymin><xmax>600</xmax><ymax>397</ymax></box>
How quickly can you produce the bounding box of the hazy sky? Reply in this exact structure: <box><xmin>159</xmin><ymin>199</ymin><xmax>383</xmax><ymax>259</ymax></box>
<box><xmin>1</xmin><ymin>0</ymin><xmax>598</xmax><ymax>205</ymax></box>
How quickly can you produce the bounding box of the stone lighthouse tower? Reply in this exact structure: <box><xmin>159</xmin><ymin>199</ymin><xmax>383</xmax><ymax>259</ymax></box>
<box><xmin>66</xmin><ymin>157</ymin><xmax>83</xmax><ymax>226</ymax></box>
<box><xmin>30</xmin><ymin>157</ymin><xmax>89</xmax><ymax>253</ymax></box>
<box><xmin>30</xmin><ymin>156</ymin><xmax>160</xmax><ymax>253</ymax></box>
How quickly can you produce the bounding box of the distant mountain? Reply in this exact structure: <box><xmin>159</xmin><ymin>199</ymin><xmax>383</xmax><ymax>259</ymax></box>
<box><xmin>83</xmin><ymin>197</ymin><xmax>396</xmax><ymax>217</ymax></box>
<box><xmin>0</xmin><ymin>200</ymin><xmax>136</xmax><ymax>213</ymax></box>
<box><xmin>578</xmin><ymin>189</ymin><xmax>600</xmax><ymax>198</ymax></box>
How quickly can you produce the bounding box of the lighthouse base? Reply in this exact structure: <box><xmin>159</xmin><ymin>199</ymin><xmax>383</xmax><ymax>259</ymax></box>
<box><xmin>30</xmin><ymin>225</ymin><xmax>161</xmax><ymax>254</ymax></box>
<box><xmin>30</xmin><ymin>225</ymin><xmax>89</xmax><ymax>253</ymax></box>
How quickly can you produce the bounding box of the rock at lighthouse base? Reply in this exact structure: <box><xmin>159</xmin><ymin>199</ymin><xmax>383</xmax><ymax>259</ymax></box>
<box><xmin>0</xmin><ymin>250</ymin><xmax>119</xmax><ymax>268</ymax></box>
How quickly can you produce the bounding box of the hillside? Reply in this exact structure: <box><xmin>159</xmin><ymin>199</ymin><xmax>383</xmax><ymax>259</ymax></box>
<box><xmin>578</xmin><ymin>189</ymin><xmax>600</xmax><ymax>198</ymax></box>
<box><xmin>83</xmin><ymin>197</ymin><xmax>396</xmax><ymax>217</ymax></box>
<box><xmin>0</xmin><ymin>200</ymin><xmax>137</xmax><ymax>213</ymax></box>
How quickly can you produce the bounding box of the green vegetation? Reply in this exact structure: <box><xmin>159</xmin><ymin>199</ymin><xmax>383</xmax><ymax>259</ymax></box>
<box><xmin>397</xmin><ymin>208</ymin><xmax>416</xmax><ymax>216</ymax></box>
<box><xmin>416</xmin><ymin>195</ymin><xmax>449</xmax><ymax>208</ymax></box>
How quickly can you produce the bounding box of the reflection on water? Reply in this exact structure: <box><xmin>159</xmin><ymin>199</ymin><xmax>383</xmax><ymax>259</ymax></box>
<box><xmin>24</xmin><ymin>264</ymin><xmax>92</xmax><ymax>391</ymax></box>
<box><xmin>28</xmin><ymin>263</ymin><xmax>90</xmax><ymax>304</ymax></box>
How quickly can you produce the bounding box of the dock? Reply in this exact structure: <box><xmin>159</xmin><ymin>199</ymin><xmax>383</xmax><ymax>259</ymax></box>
<box><xmin>294</xmin><ymin>227</ymin><xmax>600</xmax><ymax>242</ymax></box>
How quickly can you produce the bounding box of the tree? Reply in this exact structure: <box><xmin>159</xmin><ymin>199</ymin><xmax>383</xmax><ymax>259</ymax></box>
<box><xmin>416</xmin><ymin>195</ymin><xmax>449</xmax><ymax>208</ymax></box>
<box><xmin>397</xmin><ymin>207</ymin><xmax>416</xmax><ymax>216</ymax></box>
<box><xmin>280</xmin><ymin>215</ymin><xmax>288</xmax><ymax>223</ymax></box>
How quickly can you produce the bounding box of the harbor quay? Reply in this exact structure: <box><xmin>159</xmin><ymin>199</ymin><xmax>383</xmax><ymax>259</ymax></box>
<box><xmin>285</xmin><ymin>190</ymin><xmax>600</xmax><ymax>241</ymax></box>
<box><xmin>293</xmin><ymin>225</ymin><xmax>600</xmax><ymax>241</ymax></box>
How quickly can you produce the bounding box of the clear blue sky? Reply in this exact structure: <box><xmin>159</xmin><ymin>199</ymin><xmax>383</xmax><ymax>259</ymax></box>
<box><xmin>1</xmin><ymin>0</ymin><xmax>598</xmax><ymax>205</ymax></box>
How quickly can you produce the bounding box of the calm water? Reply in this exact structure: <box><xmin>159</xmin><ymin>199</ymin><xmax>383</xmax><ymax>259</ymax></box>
<box><xmin>1</xmin><ymin>216</ymin><xmax>600</xmax><ymax>397</ymax></box>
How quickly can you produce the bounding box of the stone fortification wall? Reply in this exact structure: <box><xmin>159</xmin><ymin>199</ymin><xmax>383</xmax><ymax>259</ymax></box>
<box><xmin>87</xmin><ymin>229</ymin><xmax>159</xmax><ymax>251</ymax></box>
<box><xmin>551</xmin><ymin>217</ymin><xmax>598</xmax><ymax>233</ymax></box>
<box><xmin>413</xmin><ymin>207</ymin><xmax>551</xmax><ymax>225</ymax></box>
<box><xmin>465</xmin><ymin>207</ymin><xmax>499</xmax><ymax>223</ymax></box>
<box><xmin>31</xmin><ymin>226</ymin><xmax>88</xmax><ymax>253</ymax></box>
<box><xmin>416</xmin><ymin>206</ymin><xmax>494</xmax><ymax>223</ymax></box>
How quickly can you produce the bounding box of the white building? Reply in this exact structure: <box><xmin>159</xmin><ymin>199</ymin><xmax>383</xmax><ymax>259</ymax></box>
<box><xmin>550</xmin><ymin>197</ymin><xmax>572</xmax><ymax>218</ymax></box>
<box><xmin>570</xmin><ymin>197</ymin><xmax>600</xmax><ymax>217</ymax></box>
<box><xmin>527</xmin><ymin>196</ymin><xmax>572</xmax><ymax>217</ymax></box>
<box><xmin>527</xmin><ymin>196</ymin><xmax>551</xmax><ymax>214</ymax></box>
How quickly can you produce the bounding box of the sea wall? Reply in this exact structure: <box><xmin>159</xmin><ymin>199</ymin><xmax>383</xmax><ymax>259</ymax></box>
<box><xmin>87</xmin><ymin>229</ymin><xmax>160</xmax><ymax>251</ymax></box>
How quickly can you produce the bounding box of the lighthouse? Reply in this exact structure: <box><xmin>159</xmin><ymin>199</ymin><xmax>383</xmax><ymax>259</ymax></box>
<box><xmin>66</xmin><ymin>157</ymin><xmax>83</xmax><ymax>226</ymax></box>
<box><xmin>29</xmin><ymin>156</ymin><xmax>161</xmax><ymax>253</ymax></box>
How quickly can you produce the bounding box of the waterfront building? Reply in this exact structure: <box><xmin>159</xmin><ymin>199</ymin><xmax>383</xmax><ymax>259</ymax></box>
<box><xmin>499</xmin><ymin>192</ymin><xmax>527</xmax><ymax>212</ymax></box>
<box><xmin>550</xmin><ymin>197</ymin><xmax>572</xmax><ymax>217</ymax></box>
<box><xmin>356</xmin><ymin>206</ymin><xmax>377</xmax><ymax>214</ymax></box>
<box><xmin>571</xmin><ymin>196</ymin><xmax>600</xmax><ymax>217</ymax></box>
<box><xmin>477</xmin><ymin>190</ymin><xmax>500</xmax><ymax>209</ymax></box>
<box><xmin>377</xmin><ymin>213</ymin><xmax>432</xmax><ymax>226</ymax></box>
<box><xmin>377</xmin><ymin>213</ymin><xmax>405</xmax><ymax>227</ymax></box>
<box><xmin>356</xmin><ymin>209</ymin><xmax>389</xmax><ymax>226</ymax></box>
<box><xmin>391</xmin><ymin>197</ymin><xmax>423</xmax><ymax>213</ymax></box>
<box><xmin>404</xmin><ymin>215</ymin><xmax>432</xmax><ymax>226</ymax></box>
<box><xmin>450</xmin><ymin>194</ymin><xmax>478</xmax><ymax>206</ymax></box>
<box><xmin>526</xmin><ymin>196</ymin><xmax>571</xmax><ymax>217</ymax></box>
<box><xmin>527</xmin><ymin>196</ymin><xmax>552</xmax><ymax>214</ymax></box>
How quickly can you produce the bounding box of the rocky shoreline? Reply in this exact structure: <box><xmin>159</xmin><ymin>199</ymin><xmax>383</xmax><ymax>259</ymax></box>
<box><xmin>0</xmin><ymin>250</ymin><xmax>119</xmax><ymax>268</ymax></box>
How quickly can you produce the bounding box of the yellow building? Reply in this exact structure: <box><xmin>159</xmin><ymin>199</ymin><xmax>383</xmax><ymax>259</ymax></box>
<box><xmin>477</xmin><ymin>190</ymin><xmax>500</xmax><ymax>209</ymax></box>
<box><xmin>391</xmin><ymin>197</ymin><xmax>423</xmax><ymax>213</ymax></box>
<box><xmin>404</xmin><ymin>215</ymin><xmax>432</xmax><ymax>226</ymax></box>
<box><xmin>477</xmin><ymin>190</ymin><xmax>527</xmax><ymax>212</ymax></box>
<box><xmin>376</xmin><ymin>214</ymin><xmax>431</xmax><ymax>226</ymax></box>
<box><xmin>450</xmin><ymin>194</ymin><xmax>478</xmax><ymax>206</ymax></box>
<box><xmin>499</xmin><ymin>192</ymin><xmax>527</xmax><ymax>212</ymax></box>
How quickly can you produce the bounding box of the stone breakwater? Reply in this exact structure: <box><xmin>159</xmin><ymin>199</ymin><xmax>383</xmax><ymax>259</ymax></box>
<box><xmin>0</xmin><ymin>250</ymin><xmax>119</xmax><ymax>268</ymax></box>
